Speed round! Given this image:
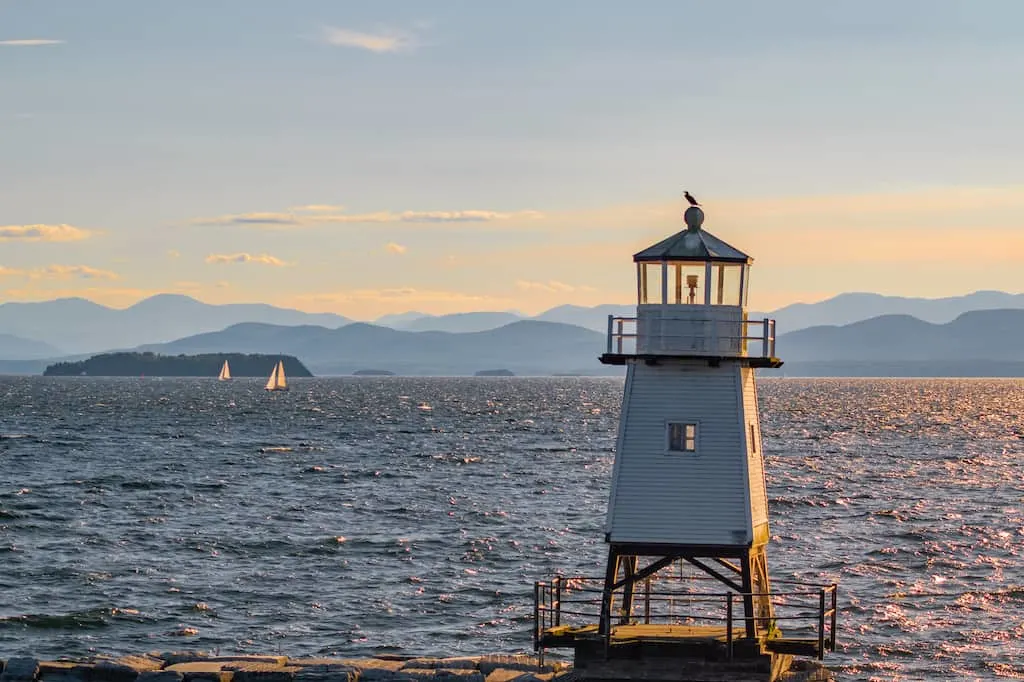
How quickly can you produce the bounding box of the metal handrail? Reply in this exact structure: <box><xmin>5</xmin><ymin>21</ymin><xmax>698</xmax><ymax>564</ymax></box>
<box><xmin>534</xmin><ymin>576</ymin><xmax>837</xmax><ymax>661</ymax></box>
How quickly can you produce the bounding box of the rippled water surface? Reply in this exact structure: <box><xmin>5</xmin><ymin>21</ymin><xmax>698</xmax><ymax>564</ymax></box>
<box><xmin>1</xmin><ymin>377</ymin><xmax>1022</xmax><ymax>680</ymax></box>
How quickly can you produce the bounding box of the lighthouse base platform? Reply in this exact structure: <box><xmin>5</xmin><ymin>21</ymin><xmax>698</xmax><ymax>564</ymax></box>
<box><xmin>539</xmin><ymin>625</ymin><xmax>832</xmax><ymax>682</ymax></box>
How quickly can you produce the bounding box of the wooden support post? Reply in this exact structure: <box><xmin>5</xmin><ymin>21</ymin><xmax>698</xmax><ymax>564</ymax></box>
<box><xmin>830</xmin><ymin>585</ymin><xmax>838</xmax><ymax>651</ymax></box>
<box><xmin>818</xmin><ymin>589</ymin><xmax>826</xmax><ymax>660</ymax></box>
<box><xmin>599</xmin><ymin>552</ymin><xmax>619</xmax><ymax>636</ymax></box>
<box><xmin>726</xmin><ymin>592</ymin><xmax>734</xmax><ymax>661</ymax></box>
<box><xmin>740</xmin><ymin>553</ymin><xmax>756</xmax><ymax>639</ymax></box>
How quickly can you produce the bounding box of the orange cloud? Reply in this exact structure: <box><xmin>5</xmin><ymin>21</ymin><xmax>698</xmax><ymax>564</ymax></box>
<box><xmin>28</xmin><ymin>265</ymin><xmax>119</xmax><ymax>280</ymax></box>
<box><xmin>385</xmin><ymin>242</ymin><xmax>408</xmax><ymax>254</ymax></box>
<box><xmin>193</xmin><ymin>207</ymin><xmax>544</xmax><ymax>228</ymax></box>
<box><xmin>205</xmin><ymin>253</ymin><xmax>290</xmax><ymax>266</ymax></box>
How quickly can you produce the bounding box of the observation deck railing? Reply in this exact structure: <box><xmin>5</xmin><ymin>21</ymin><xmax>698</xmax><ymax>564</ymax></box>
<box><xmin>605</xmin><ymin>315</ymin><xmax>777</xmax><ymax>359</ymax></box>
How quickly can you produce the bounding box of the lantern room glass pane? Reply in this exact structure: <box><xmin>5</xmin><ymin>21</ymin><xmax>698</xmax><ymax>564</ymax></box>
<box><xmin>713</xmin><ymin>264</ymin><xmax>743</xmax><ymax>306</ymax></box>
<box><xmin>668</xmin><ymin>263</ymin><xmax>706</xmax><ymax>304</ymax></box>
<box><xmin>639</xmin><ymin>263</ymin><xmax>663</xmax><ymax>304</ymax></box>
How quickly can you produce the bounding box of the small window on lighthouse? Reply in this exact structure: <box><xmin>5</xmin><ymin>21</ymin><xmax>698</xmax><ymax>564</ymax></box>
<box><xmin>668</xmin><ymin>422</ymin><xmax>697</xmax><ymax>452</ymax></box>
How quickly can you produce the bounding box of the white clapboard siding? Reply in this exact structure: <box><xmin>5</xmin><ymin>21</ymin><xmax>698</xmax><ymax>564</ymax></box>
<box><xmin>606</xmin><ymin>360</ymin><xmax>757</xmax><ymax>546</ymax></box>
<box><xmin>742</xmin><ymin>367</ymin><xmax>769</xmax><ymax>528</ymax></box>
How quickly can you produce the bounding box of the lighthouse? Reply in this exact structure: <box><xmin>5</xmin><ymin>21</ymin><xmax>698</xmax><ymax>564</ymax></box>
<box><xmin>533</xmin><ymin>199</ymin><xmax>837</xmax><ymax>682</ymax></box>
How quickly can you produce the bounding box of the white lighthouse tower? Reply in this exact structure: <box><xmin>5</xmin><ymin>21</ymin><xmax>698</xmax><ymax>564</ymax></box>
<box><xmin>533</xmin><ymin>199</ymin><xmax>837</xmax><ymax>681</ymax></box>
<box><xmin>598</xmin><ymin>201</ymin><xmax>777</xmax><ymax>640</ymax></box>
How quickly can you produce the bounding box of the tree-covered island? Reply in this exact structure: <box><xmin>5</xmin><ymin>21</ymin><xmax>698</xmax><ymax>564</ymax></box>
<box><xmin>43</xmin><ymin>352</ymin><xmax>313</xmax><ymax>377</ymax></box>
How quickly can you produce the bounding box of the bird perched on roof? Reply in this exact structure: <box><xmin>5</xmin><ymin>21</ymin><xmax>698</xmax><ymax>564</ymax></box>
<box><xmin>684</xmin><ymin>191</ymin><xmax>700</xmax><ymax>207</ymax></box>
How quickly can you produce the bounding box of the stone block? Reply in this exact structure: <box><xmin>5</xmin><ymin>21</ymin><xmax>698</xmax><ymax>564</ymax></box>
<box><xmin>1</xmin><ymin>658</ymin><xmax>40</xmax><ymax>682</ymax></box>
<box><xmin>111</xmin><ymin>658</ymin><xmax>163</xmax><ymax>675</ymax></box>
<box><xmin>399</xmin><ymin>661</ymin><xmax>479</xmax><ymax>672</ymax></box>
<box><xmin>37</xmin><ymin>671</ymin><xmax>84</xmax><ymax>679</ymax></box>
<box><xmin>91</xmin><ymin>662</ymin><xmax>140</xmax><ymax>682</ymax></box>
<box><xmin>476</xmin><ymin>658</ymin><xmax>555</xmax><ymax>676</ymax></box>
<box><xmin>289</xmin><ymin>661</ymin><xmax>358</xmax><ymax>682</ymax></box>
<box><xmin>397</xmin><ymin>669</ymin><xmax>484</xmax><ymax>682</ymax></box>
<box><xmin>329</xmin><ymin>660</ymin><xmax>404</xmax><ymax>682</ymax></box>
<box><xmin>37</xmin><ymin>663</ymin><xmax>84</xmax><ymax>681</ymax></box>
<box><xmin>137</xmin><ymin>674</ymin><xmax>183</xmax><ymax>682</ymax></box>
<box><xmin>278</xmin><ymin>663</ymin><xmax>352</xmax><ymax>671</ymax></box>
<box><xmin>163</xmin><ymin>663</ymin><xmax>234</xmax><ymax>682</ymax></box>
<box><xmin>337</xmin><ymin>661</ymin><xmax>405</xmax><ymax>674</ymax></box>
<box><xmin>150</xmin><ymin>657</ymin><xmax>206</xmax><ymax>669</ymax></box>
<box><xmin>198</xmin><ymin>662</ymin><xmax>283</xmax><ymax>669</ymax></box>
<box><xmin>224</xmin><ymin>664</ymin><xmax>300</xmax><ymax>682</ymax></box>
<box><xmin>484</xmin><ymin>672</ymin><xmax>554</xmax><ymax>682</ymax></box>
<box><xmin>354</xmin><ymin>671</ymin><xmax>403</xmax><ymax>682</ymax></box>
<box><xmin>292</xmin><ymin>668</ymin><xmax>356</xmax><ymax>682</ymax></box>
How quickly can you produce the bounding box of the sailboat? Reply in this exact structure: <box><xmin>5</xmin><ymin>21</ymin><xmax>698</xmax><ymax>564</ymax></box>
<box><xmin>218</xmin><ymin>360</ymin><xmax>232</xmax><ymax>381</ymax></box>
<box><xmin>265</xmin><ymin>360</ymin><xmax>289</xmax><ymax>392</ymax></box>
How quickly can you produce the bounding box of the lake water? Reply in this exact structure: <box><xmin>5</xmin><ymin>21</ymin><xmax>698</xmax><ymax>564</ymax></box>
<box><xmin>1</xmin><ymin>377</ymin><xmax>1021</xmax><ymax>681</ymax></box>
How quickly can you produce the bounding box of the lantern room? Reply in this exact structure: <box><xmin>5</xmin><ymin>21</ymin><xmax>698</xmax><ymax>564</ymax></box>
<box><xmin>623</xmin><ymin>205</ymin><xmax>771</xmax><ymax>358</ymax></box>
<box><xmin>634</xmin><ymin>206</ymin><xmax>750</xmax><ymax>308</ymax></box>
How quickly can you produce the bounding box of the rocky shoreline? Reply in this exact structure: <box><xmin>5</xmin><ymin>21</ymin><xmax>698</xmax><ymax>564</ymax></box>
<box><xmin>0</xmin><ymin>653</ymin><xmax>567</xmax><ymax>682</ymax></box>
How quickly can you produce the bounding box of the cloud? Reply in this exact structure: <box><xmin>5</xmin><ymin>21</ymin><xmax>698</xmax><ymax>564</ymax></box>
<box><xmin>30</xmin><ymin>265</ymin><xmax>119</xmax><ymax>281</ymax></box>
<box><xmin>0</xmin><ymin>224</ymin><xmax>94</xmax><ymax>242</ymax></box>
<box><xmin>205</xmin><ymin>252</ymin><xmax>290</xmax><ymax>266</ymax></box>
<box><xmin>167</xmin><ymin>249</ymin><xmax>181</xmax><ymax>259</ymax></box>
<box><xmin>385</xmin><ymin>242</ymin><xmax>407</xmax><ymax>255</ymax></box>
<box><xmin>0</xmin><ymin>39</ymin><xmax>64</xmax><ymax>47</ymax></box>
<box><xmin>290</xmin><ymin>204</ymin><xmax>345</xmax><ymax>213</ymax></box>
<box><xmin>319</xmin><ymin>26</ymin><xmax>416</xmax><ymax>53</ymax></box>
<box><xmin>193</xmin><ymin>208</ymin><xmax>544</xmax><ymax>228</ymax></box>
<box><xmin>516</xmin><ymin>280</ymin><xmax>597</xmax><ymax>293</ymax></box>
<box><xmin>0</xmin><ymin>266</ymin><xmax>25</xmax><ymax>277</ymax></box>
<box><xmin>197</xmin><ymin>212</ymin><xmax>301</xmax><ymax>226</ymax></box>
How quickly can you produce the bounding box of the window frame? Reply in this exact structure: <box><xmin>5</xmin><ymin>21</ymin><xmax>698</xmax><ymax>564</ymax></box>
<box><xmin>666</xmin><ymin>421</ymin><xmax>699</xmax><ymax>454</ymax></box>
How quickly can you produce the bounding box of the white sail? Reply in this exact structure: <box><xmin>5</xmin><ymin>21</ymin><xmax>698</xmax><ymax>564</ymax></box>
<box><xmin>265</xmin><ymin>360</ymin><xmax>288</xmax><ymax>391</ymax></box>
<box><xmin>219</xmin><ymin>360</ymin><xmax>231</xmax><ymax>381</ymax></box>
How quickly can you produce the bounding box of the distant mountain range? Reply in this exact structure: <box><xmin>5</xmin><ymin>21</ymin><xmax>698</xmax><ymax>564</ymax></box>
<box><xmin>763</xmin><ymin>290</ymin><xmax>1024</xmax><ymax>331</ymax></box>
<box><xmin>372</xmin><ymin>291</ymin><xmax>1024</xmax><ymax>336</ymax></box>
<box><xmin>0</xmin><ymin>294</ymin><xmax>350</xmax><ymax>355</ymax></box>
<box><xmin>136</xmin><ymin>320</ymin><xmax>615</xmax><ymax>376</ymax></box>
<box><xmin>0</xmin><ymin>333</ymin><xmax>64</xmax><ymax>360</ymax></box>
<box><xmin>778</xmin><ymin>309</ymin><xmax>1024</xmax><ymax>361</ymax></box>
<box><xmin>3</xmin><ymin>290</ymin><xmax>1024</xmax><ymax>376</ymax></box>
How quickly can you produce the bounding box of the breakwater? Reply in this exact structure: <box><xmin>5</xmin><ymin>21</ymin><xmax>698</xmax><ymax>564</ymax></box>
<box><xmin>0</xmin><ymin>653</ymin><xmax>565</xmax><ymax>682</ymax></box>
<box><xmin>0</xmin><ymin>652</ymin><xmax>834</xmax><ymax>682</ymax></box>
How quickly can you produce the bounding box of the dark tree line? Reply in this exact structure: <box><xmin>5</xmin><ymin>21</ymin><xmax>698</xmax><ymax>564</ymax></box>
<box><xmin>44</xmin><ymin>352</ymin><xmax>313</xmax><ymax>377</ymax></box>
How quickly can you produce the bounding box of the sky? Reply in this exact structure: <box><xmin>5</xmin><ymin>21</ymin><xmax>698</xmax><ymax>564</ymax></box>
<box><xmin>2</xmin><ymin>0</ymin><xmax>1024</xmax><ymax>320</ymax></box>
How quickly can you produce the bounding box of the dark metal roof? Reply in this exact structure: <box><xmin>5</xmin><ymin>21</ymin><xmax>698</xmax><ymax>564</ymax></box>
<box><xmin>633</xmin><ymin>206</ymin><xmax>751</xmax><ymax>263</ymax></box>
<box><xmin>633</xmin><ymin>227</ymin><xmax>751</xmax><ymax>263</ymax></box>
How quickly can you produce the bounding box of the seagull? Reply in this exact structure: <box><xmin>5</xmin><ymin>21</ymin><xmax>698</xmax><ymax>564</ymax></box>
<box><xmin>684</xmin><ymin>191</ymin><xmax>700</xmax><ymax>207</ymax></box>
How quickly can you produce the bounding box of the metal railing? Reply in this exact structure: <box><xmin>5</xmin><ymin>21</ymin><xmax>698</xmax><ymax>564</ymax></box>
<box><xmin>605</xmin><ymin>316</ymin><xmax>777</xmax><ymax>359</ymax></box>
<box><xmin>534</xmin><ymin>574</ymin><xmax>837</xmax><ymax>661</ymax></box>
